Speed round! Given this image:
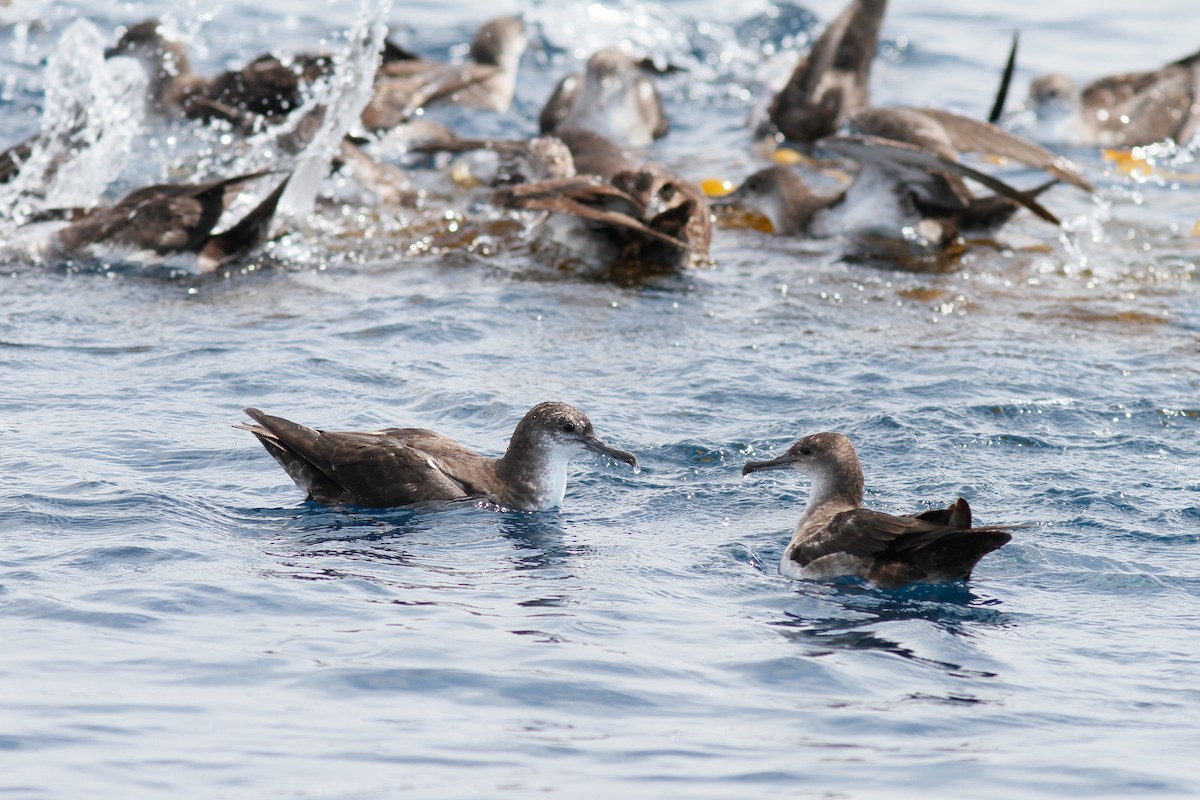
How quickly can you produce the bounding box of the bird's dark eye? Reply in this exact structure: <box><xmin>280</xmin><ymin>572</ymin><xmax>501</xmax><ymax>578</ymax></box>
<box><xmin>798</xmin><ymin>446</ymin><xmax>812</xmax><ymax>456</ymax></box>
<box><xmin>561</xmin><ymin>423</ymin><xmax>577</xmax><ymax>434</ymax></box>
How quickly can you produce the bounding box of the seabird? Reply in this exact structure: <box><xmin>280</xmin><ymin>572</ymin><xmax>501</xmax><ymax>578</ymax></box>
<box><xmin>742</xmin><ymin>432</ymin><xmax>1015</xmax><ymax>587</ymax></box>
<box><xmin>494</xmin><ymin>128</ymin><xmax>712</xmax><ymax>278</ymax></box>
<box><xmin>361</xmin><ymin>16</ymin><xmax>528</xmax><ymax>131</ymax></box>
<box><xmin>410</xmin><ymin>133</ymin><xmax>577</xmax><ymax>185</ymax></box>
<box><xmin>51</xmin><ymin>171</ymin><xmax>289</xmax><ymax>271</ymax></box>
<box><xmin>416</xmin><ymin>128</ymin><xmax>709</xmax><ymax>278</ymax></box>
<box><xmin>715</xmin><ymin>106</ymin><xmax>1094</xmax><ymax>245</ymax></box>
<box><xmin>105</xmin><ymin>19</ymin><xmax>332</xmax><ymax>125</ymax></box>
<box><xmin>755</xmin><ymin>0</ymin><xmax>888</xmax><ymax>144</ymax></box>
<box><xmin>539</xmin><ymin>48</ymin><xmax>669</xmax><ymax>148</ymax></box>
<box><xmin>237</xmin><ymin>402</ymin><xmax>638</xmax><ymax>511</ymax></box>
<box><xmin>1024</xmin><ymin>48</ymin><xmax>1200</xmax><ymax>147</ymax></box>
<box><xmin>0</xmin><ymin>139</ymin><xmax>33</xmax><ymax>185</ymax></box>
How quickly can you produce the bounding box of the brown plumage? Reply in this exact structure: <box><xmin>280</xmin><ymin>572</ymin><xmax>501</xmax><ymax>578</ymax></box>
<box><xmin>53</xmin><ymin>171</ymin><xmax>289</xmax><ymax>271</ymax></box>
<box><xmin>742</xmin><ymin>432</ymin><xmax>1016</xmax><ymax>588</ymax></box>
<box><xmin>237</xmin><ymin>402</ymin><xmax>638</xmax><ymax>512</ymax></box>
<box><xmin>1027</xmin><ymin>48</ymin><xmax>1200</xmax><ymax>147</ymax></box>
<box><xmin>106</xmin><ymin>20</ymin><xmax>331</xmax><ymax>125</ymax></box>
<box><xmin>495</xmin><ymin>129</ymin><xmax>711</xmax><ymax>278</ymax></box>
<box><xmin>361</xmin><ymin>17</ymin><xmax>527</xmax><ymax>131</ymax></box>
<box><xmin>760</xmin><ymin>0</ymin><xmax>888</xmax><ymax>144</ymax></box>
<box><xmin>539</xmin><ymin>48</ymin><xmax>669</xmax><ymax>148</ymax></box>
<box><xmin>0</xmin><ymin>139</ymin><xmax>33</xmax><ymax>185</ymax></box>
<box><xmin>714</xmin><ymin>106</ymin><xmax>1093</xmax><ymax>246</ymax></box>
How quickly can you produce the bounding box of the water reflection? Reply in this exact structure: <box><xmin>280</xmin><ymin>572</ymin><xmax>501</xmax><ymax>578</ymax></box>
<box><xmin>246</xmin><ymin>500</ymin><xmax>590</xmax><ymax>594</ymax></box>
<box><xmin>497</xmin><ymin>511</ymin><xmax>575</xmax><ymax>571</ymax></box>
<box><xmin>770</xmin><ymin>581</ymin><xmax>1012</xmax><ymax>678</ymax></box>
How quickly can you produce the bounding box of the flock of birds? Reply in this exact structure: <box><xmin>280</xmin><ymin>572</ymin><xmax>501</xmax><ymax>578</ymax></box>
<box><xmin>5</xmin><ymin>0</ymin><xmax>1197</xmax><ymax>587</ymax></box>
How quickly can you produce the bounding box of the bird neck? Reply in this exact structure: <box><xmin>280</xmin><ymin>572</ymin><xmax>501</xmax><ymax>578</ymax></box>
<box><xmin>494</xmin><ymin>433</ymin><xmax>568</xmax><ymax>511</ymax></box>
<box><xmin>801</xmin><ymin>461</ymin><xmax>864</xmax><ymax>520</ymax></box>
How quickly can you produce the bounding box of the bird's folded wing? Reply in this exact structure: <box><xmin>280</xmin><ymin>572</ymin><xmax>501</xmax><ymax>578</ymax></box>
<box><xmin>240</xmin><ymin>409</ymin><xmax>468</xmax><ymax>506</ymax></box>
<box><xmin>324</xmin><ymin>437</ymin><xmax>471</xmax><ymax>506</ymax></box>
<box><xmin>400</xmin><ymin>64</ymin><xmax>501</xmax><ymax>116</ymax></box>
<box><xmin>494</xmin><ymin>178</ymin><xmax>694</xmax><ymax>250</ymax></box>
<box><xmin>789</xmin><ymin>508</ymin><xmax>939</xmax><ymax>566</ymax></box>
<box><xmin>1086</xmin><ymin>64</ymin><xmax>1200</xmax><ymax>145</ymax></box>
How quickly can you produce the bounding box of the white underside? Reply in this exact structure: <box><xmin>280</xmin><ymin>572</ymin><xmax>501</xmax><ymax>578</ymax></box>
<box><xmin>563</xmin><ymin>81</ymin><xmax>655</xmax><ymax>148</ymax></box>
<box><xmin>777</xmin><ymin>471</ymin><xmax>863</xmax><ymax>581</ymax></box>
<box><xmin>531</xmin><ymin>212</ymin><xmax>617</xmax><ymax>267</ymax></box>
<box><xmin>83</xmin><ymin>241</ymin><xmax>212</xmax><ymax>273</ymax></box>
<box><xmin>812</xmin><ymin>167</ymin><xmax>908</xmax><ymax>238</ymax></box>
<box><xmin>780</xmin><ymin>550</ymin><xmax>865</xmax><ymax>581</ymax></box>
<box><xmin>1028</xmin><ymin>105</ymin><xmax>1086</xmax><ymax>146</ymax></box>
<box><xmin>523</xmin><ymin>447</ymin><xmax>571</xmax><ymax>511</ymax></box>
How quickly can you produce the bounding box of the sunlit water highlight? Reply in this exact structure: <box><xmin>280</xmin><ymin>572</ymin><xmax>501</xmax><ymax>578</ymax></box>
<box><xmin>1</xmin><ymin>1</ymin><xmax>1198</xmax><ymax>798</ymax></box>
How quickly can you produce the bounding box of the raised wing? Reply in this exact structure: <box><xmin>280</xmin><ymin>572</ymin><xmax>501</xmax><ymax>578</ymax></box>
<box><xmin>766</xmin><ymin>0</ymin><xmax>887</xmax><ymax>142</ymax></box>
<box><xmin>988</xmin><ymin>31</ymin><xmax>1020</xmax><ymax>124</ymax></box>
<box><xmin>539</xmin><ymin>74</ymin><xmax>578</xmax><ymax>134</ymax></box>
<box><xmin>821</xmin><ymin>134</ymin><xmax>1063</xmax><ymax>224</ymax></box>
<box><xmin>911</xmin><ymin>108</ymin><xmax>1094</xmax><ymax>192</ymax></box>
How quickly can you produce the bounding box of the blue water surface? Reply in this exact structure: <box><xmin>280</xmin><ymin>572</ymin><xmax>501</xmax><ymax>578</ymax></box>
<box><xmin>2</xmin><ymin>0</ymin><xmax>1199</xmax><ymax>797</ymax></box>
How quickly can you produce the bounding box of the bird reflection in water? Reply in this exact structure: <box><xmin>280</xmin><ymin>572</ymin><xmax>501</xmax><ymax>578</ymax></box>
<box><xmin>770</xmin><ymin>581</ymin><xmax>1011</xmax><ymax>678</ymax></box>
<box><xmin>256</xmin><ymin>500</ymin><xmax>588</xmax><ymax>590</ymax></box>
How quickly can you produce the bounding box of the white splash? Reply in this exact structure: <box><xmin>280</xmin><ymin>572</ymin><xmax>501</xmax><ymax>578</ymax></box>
<box><xmin>0</xmin><ymin>19</ymin><xmax>147</xmax><ymax>235</ymax></box>
<box><xmin>272</xmin><ymin>0</ymin><xmax>391</xmax><ymax>225</ymax></box>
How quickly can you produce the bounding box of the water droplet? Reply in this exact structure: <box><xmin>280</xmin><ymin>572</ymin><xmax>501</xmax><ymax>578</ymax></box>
<box><xmin>632</xmin><ymin>465</ymin><xmax>641</xmax><ymax>475</ymax></box>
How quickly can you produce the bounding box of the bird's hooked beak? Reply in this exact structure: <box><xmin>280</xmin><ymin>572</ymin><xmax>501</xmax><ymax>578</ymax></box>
<box><xmin>583</xmin><ymin>434</ymin><xmax>638</xmax><ymax>470</ymax></box>
<box><xmin>741</xmin><ymin>452</ymin><xmax>796</xmax><ymax>476</ymax></box>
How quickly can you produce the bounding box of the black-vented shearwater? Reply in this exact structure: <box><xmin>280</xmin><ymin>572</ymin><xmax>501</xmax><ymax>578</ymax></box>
<box><xmin>106</xmin><ymin>19</ymin><xmax>332</xmax><ymax>125</ymax></box>
<box><xmin>411</xmin><ymin>133</ymin><xmax>577</xmax><ymax>185</ymax></box>
<box><xmin>0</xmin><ymin>139</ymin><xmax>33</xmax><ymax>185</ymax></box>
<box><xmin>413</xmin><ymin>129</ymin><xmax>704</xmax><ymax>274</ymax></box>
<box><xmin>756</xmin><ymin>0</ymin><xmax>888</xmax><ymax>144</ymax></box>
<box><xmin>51</xmin><ymin>171</ymin><xmax>289</xmax><ymax>271</ymax></box>
<box><xmin>361</xmin><ymin>17</ymin><xmax>527</xmax><ymax>131</ymax></box>
<box><xmin>493</xmin><ymin>128</ymin><xmax>712</xmax><ymax>278</ymax></box>
<box><xmin>742</xmin><ymin>432</ymin><xmax>1014</xmax><ymax>587</ymax></box>
<box><xmin>716</xmin><ymin>106</ymin><xmax>1094</xmax><ymax>245</ymax></box>
<box><xmin>237</xmin><ymin>402</ymin><xmax>637</xmax><ymax>511</ymax></box>
<box><xmin>1024</xmin><ymin>48</ymin><xmax>1200</xmax><ymax>147</ymax></box>
<box><xmin>539</xmin><ymin>48</ymin><xmax>669</xmax><ymax>148</ymax></box>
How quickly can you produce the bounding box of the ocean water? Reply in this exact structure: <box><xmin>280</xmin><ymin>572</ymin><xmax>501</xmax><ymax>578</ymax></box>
<box><xmin>2</xmin><ymin>1</ymin><xmax>1199</xmax><ymax>797</ymax></box>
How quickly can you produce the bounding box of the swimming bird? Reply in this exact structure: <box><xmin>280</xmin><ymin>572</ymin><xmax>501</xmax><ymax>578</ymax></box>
<box><xmin>742</xmin><ymin>432</ymin><xmax>1014</xmax><ymax>587</ymax></box>
<box><xmin>755</xmin><ymin>0</ymin><xmax>888</xmax><ymax>144</ymax></box>
<box><xmin>1024</xmin><ymin>48</ymin><xmax>1200</xmax><ymax>147</ymax></box>
<box><xmin>361</xmin><ymin>17</ymin><xmax>528</xmax><ymax>131</ymax></box>
<box><xmin>715</xmin><ymin>106</ymin><xmax>1094</xmax><ymax>245</ymax></box>
<box><xmin>418</xmin><ymin>128</ymin><xmax>708</xmax><ymax>277</ymax></box>
<box><xmin>492</xmin><ymin>128</ymin><xmax>712</xmax><ymax>278</ymax></box>
<box><xmin>539</xmin><ymin>48</ymin><xmax>669</xmax><ymax>148</ymax></box>
<box><xmin>237</xmin><ymin>402</ymin><xmax>638</xmax><ymax>511</ymax></box>
<box><xmin>105</xmin><ymin>19</ymin><xmax>332</xmax><ymax>125</ymax></box>
<box><xmin>51</xmin><ymin>171</ymin><xmax>289</xmax><ymax>271</ymax></box>
<box><xmin>410</xmin><ymin>133</ymin><xmax>577</xmax><ymax>185</ymax></box>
